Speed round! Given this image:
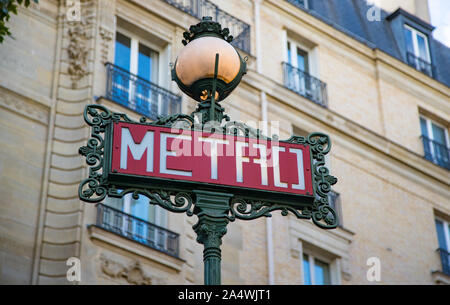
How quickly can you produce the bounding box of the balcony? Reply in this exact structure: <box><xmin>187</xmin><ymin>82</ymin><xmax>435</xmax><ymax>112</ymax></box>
<box><xmin>95</xmin><ymin>203</ymin><xmax>180</xmax><ymax>258</ymax></box>
<box><xmin>106</xmin><ymin>63</ymin><xmax>182</xmax><ymax>120</ymax></box>
<box><xmin>421</xmin><ymin>136</ymin><xmax>450</xmax><ymax>170</ymax></box>
<box><xmin>437</xmin><ymin>248</ymin><xmax>450</xmax><ymax>276</ymax></box>
<box><xmin>163</xmin><ymin>0</ymin><xmax>251</xmax><ymax>54</ymax></box>
<box><xmin>283</xmin><ymin>62</ymin><xmax>328</xmax><ymax>107</ymax></box>
<box><xmin>406</xmin><ymin>52</ymin><xmax>435</xmax><ymax>78</ymax></box>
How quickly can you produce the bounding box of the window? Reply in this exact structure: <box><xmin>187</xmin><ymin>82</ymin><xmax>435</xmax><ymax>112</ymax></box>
<box><xmin>105</xmin><ymin>194</ymin><xmax>168</xmax><ymax>245</ymax></box>
<box><xmin>114</xmin><ymin>31</ymin><xmax>159</xmax><ymax>84</ymax></box>
<box><xmin>286</xmin><ymin>40</ymin><xmax>310</xmax><ymax>95</ymax></box>
<box><xmin>420</xmin><ymin>116</ymin><xmax>450</xmax><ymax>169</ymax></box>
<box><xmin>108</xmin><ymin>24</ymin><xmax>182</xmax><ymax>120</ymax></box>
<box><xmin>113</xmin><ymin>31</ymin><xmax>160</xmax><ymax>111</ymax></box>
<box><xmin>435</xmin><ymin>218</ymin><xmax>450</xmax><ymax>275</ymax></box>
<box><xmin>302</xmin><ymin>253</ymin><xmax>331</xmax><ymax>285</ymax></box>
<box><xmin>283</xmin><ymin>36</ymin><xmax>327</xmax><ymax>107</ymax></box>
<box><xmin>404</xmin><ymin>25</ymin><xmax>433</xmax><ymax>76</ymax></box>
<box><xmin>404</xmin><ymin>25</ymin><xmax>431</xmax><ymax>62</ymax></box>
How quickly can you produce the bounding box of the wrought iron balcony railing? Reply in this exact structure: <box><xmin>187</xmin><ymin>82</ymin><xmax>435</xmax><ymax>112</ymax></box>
<box><xmin>421</xmin><ymin>136</ymin><xmax>450</xmax><ymax>170</ymax></box>
<box><xmin>106</xmin><ymin>63</ymin><xmax>182</xmax><ymax>120</ymax></box>
<box><xmin>163</xmin><ymin>0</ymin><xmax>251</xmax><ymax>54</ymax></box>
<box><xmin>437</xmin><ymin>248</ymin><xmax>450</xmax><ymax>276</ymax></box>
<box><xmin>283</xmin><ymin>62</ymin><xmax>328</xmax><ymax>107</ymax></box>
<box><xmin>95</xmin><ymin>203</ymin><xmax>180</xmax><ymax>258</ymax></box>
<box><xmin>406</xmin><ymin>52</ymin><xmax>435</xmax><ymax>78</ymax></box>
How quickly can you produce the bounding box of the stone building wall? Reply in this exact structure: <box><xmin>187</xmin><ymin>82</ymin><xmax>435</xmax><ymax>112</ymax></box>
<box><xmin>0</xmin><ymin>0</ymin><xmax>448</xmax><ymax>285</ymax></box>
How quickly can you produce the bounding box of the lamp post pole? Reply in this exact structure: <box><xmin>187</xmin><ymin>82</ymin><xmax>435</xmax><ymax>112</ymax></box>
<box><xmin>193</xmin><ymin>190</ymin><xmax>233</xmax><ymax>285</ymax></box>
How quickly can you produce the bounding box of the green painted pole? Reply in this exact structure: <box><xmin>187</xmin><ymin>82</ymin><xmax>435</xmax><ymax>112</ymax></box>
<box><xmin>192</xmin><ymin>190</ymin><xmax>233</xmax><ymax>285</ymax></box>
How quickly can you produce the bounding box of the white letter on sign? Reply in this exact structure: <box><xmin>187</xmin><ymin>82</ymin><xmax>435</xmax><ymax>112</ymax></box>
<box><xmin>253</xmin><ymin>144</ymin><xmax>268</xmax><ymax>186</ymax></box>
<box><xmin>120</xmin><ymin>128</ymin><xmax>154</xmax><ymax>172</ymax></box>
<box><xmin>236</xmin><ymin>141</ymin><xmax>249</xmax><ymax>183</ymax></box>
<box><xmin>289</xmin><ymin>148</ymin><xmax>305</xmax><ymax>190</ymax></box>
<box><xmin>199</xmin><ymin>137</ymin><xmax>229</xmax><ymax>180</ymax></box>
<box><xmin>160</xmin><ymin>133</ymin><xmax>192</xmax><ymax>177</ymax></box>
<box><xmin>272</xmin><ymin>146</ymin><xmax>287</xmax><ymax>188</ymax></box>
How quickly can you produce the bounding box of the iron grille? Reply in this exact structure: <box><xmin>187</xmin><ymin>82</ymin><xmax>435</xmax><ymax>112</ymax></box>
<box><xmin>163</xmin><ymin>0</ymin><xmax>251</xmax><ymax>54</ymax></box>
<box><xmin>283</xmin><ymin>62</ymin><xmax>328</xmax><ymax>107</ymax></box>
<box><xmin>105</xmin><ymin>63</ymin><xmax>182</xmax><ymax>120</ymax></box>
<box><xmin>437</xmin><ymin>248</ymin><xmax>450</xmax><ymax>276</ymax></box>
<box><xmin>406</xmin><ymin>52</ymin><xmax>435</xmax><ymax>78</ymax></box>
<box><xmin>96</xmin><ymin>203</ymin><xmax>180</xmax><ymax>258</ymax></box>
<box><xmin>421</xmin><ymin>135</ymin><xmax>450</xmax><ymax>170</ymax></box>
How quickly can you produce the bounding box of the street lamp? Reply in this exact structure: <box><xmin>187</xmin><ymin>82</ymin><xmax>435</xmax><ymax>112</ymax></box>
<box><xmin>171</xmin><ymin>16</ymin><xmax>247</xmax><ymax>123</ymax></box>
<box><xmin>78</xmin><ymin>16</ymin><xmax>338</xmax><ymax>287</ymax></box>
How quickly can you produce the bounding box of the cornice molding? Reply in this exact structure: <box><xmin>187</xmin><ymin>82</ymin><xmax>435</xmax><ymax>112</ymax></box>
<box><xmin>373</xmin><ymin>49</ymin><xmax>450</xmax><ymax>99</ymax></box>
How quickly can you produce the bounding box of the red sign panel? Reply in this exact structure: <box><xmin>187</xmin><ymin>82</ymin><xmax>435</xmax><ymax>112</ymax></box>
<box><xmin>110</xmin><ymin>122</ymin><xmax>313</xmax><ymax>197</ymax></box>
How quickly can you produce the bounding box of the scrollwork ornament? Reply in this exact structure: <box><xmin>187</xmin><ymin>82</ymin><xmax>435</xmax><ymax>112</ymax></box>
<box><xmin>107</xmin><ymin>188</ymin><xmax>195</xmax><ymax>217</ymax></box>
<box><xmin>308</xmin><ymin>133</ymin><xmax>338</xmax><ymax>228</ymax></box>
<box><xmin>78</xmin><ymin>178</ymin><xmax>108</xmax><ymax>203</ymax></box>
<box><xmin>228</xmin><ymin>197</ymin><xmax>310</xmax><ymax>221</ymax></box>
<box><xmin>285</xmin><ymin>132</ymin><xmax>338</xmax><ymax>228</ymax></box>
<box><xmin>152</xmin><ymin>113</ymin><xmax>195</xmax><ymax>129</ymax></box>
<box><xmin>182</xmin><ymin>17</ymin><xmax>233</xmax><ymax>46</ymax></box>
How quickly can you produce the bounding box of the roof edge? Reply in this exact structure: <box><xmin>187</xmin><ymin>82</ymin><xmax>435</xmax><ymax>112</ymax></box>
<box><xmin>386</xmin><ymin>8</ymin><xmax>435</xmax><ymax>32</ymax></box>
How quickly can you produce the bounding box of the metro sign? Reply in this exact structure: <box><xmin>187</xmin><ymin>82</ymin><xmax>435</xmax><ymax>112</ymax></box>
<box><xmin>79</xmin><ymin>105</ymin><xmax>338</xmax><ymax>230</ymax></box>
<box><xmin>108</xmin><ymin>122</ymin><xmax>314</xmax><ymax>204</ymax></box>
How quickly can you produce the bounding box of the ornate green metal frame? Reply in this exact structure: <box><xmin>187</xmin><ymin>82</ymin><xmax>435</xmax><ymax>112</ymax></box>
<box><xmin>78</xmin><ymin>104</ymin><xmax>338</xmax><ymax>229</ymax></box>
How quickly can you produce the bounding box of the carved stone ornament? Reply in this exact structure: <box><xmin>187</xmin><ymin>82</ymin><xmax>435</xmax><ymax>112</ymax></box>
<box><xmin>66</xmin><ymin>0</ymin><xmax>95</xmax><ymax>88</ymax></box>
<box><xmin>100</xmin><ymin>255</ymin><xmax>155</xmax><ymax>285</ymax></box>
<box><xmin>99</xmin><ymin>26</ymin><xmax>114</xmax><ymax>64</ymax></box>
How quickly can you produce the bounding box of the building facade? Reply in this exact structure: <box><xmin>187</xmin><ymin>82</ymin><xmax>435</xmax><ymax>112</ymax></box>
<box><xmin>0</xmin><ymin>0</ymin><xmax>449</xmax><ymax>285</ymax></box>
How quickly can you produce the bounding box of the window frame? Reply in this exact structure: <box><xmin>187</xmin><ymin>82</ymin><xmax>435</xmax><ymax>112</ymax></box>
<box><xmin>113</xmin><ymin>26</ymin><xmax>174</xmax><ymax>116</ymax></box>
<box><xmin>302</xmin><ymin>251</ymin><xmax>333</xmax><ymax>285</ymax></box>
<box><xmin>114</xmin><ymin>27</ymin><xmax>162</xmax><ymax>85</ymax></box>
<box><xmin>436</xmin><ymin>217</ymin><xmax>450</xmax><ymax>251</ymax></box>
<box><xmin>404</xmin><ymin>24</ymin><xmax>431</xmax><ymax>63</ymax></box>
<box><xmin>285</xmin><ymin>38</ymin><xmax>312</xmax><ymax>74</ymax></box>
<box><xmin>420</xmin><ymin>115</ymin><xmax>450</xmax><ymax>152</ymax></box>
<box><xmin>421</xmin><ymin>116</ymin><xmax>450</xmax><ymax>144</ymax></box>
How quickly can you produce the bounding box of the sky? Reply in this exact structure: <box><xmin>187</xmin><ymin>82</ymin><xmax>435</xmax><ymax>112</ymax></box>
<box><xmin>428</xmin><ymin>0</ymin><xmax>450</xmax><ymax>47</ymax></box>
